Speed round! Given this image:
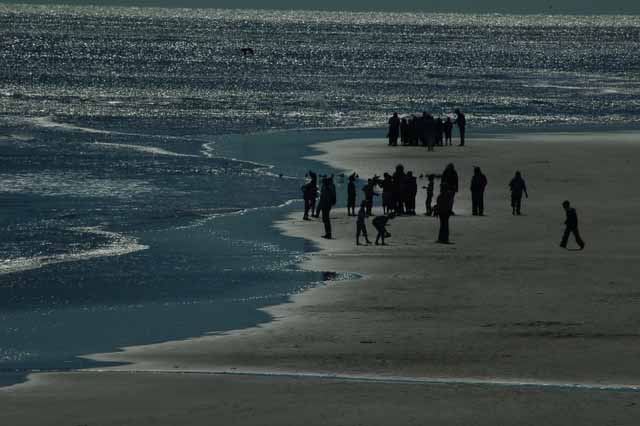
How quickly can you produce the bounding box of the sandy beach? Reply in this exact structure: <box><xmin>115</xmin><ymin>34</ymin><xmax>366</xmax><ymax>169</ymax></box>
<box><xmin>4</xmin><ymin>130</ymin><xmax>640</xmax><ymax>425</ymax></box>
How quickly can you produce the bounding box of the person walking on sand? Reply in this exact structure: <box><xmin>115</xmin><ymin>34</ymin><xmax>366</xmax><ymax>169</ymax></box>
<box><xmin>373</xmin><ymin>213</ymin><xmax>394</xmax><ymax>245</ymax></box>
<box><xmin>560</xmin><ymin>200</ymin><xmax>585</xmax><ymax>250</ymax></box>
<box><xmin>470</xmin><ymin>166</ymin><xmax>488</xmax><ymax>216</ymax></box>
<box><xmin>388</xmin><ymin>112</ymin><xmax>401</xmax><ymax>146</ymax></box>
<box><xmin>454</xmin><ymin>108</ymin><xmax>466</xmax><ymax>146</ymax></box>
<box><xmin>436</xmin><ymin>184</ymin><xmax>453</xmax><ymax>244</ymax></box>
<box><xmin>356</xmin><ymin>201</ymin><xmax>372</xmax><ymax>245</ymax></box>
<box><xmin>318</xmin><ymin>176</ymin><xmax>336</xmax><ymax>239</ymax></box>
<box><xmin>509</xmin><ymin>171</ymin><xmax>528</xmax><ymax>215</ymax></box>
<box><xmin>347</xmin><ymin>172</ymin><xmax>357</xmax><ymax>216</ymax></box>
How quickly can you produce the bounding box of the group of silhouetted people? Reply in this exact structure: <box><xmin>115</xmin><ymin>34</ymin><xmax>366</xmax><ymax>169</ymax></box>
<box><xmin>302</xmin><ymin>161</ymin><xmax>585</xmax><ymax>250</ymax></box>
<box><xmin>348</xmin><ymin>164</ymin><xmax>420</xmax><ymax>218</ymax></box>
<box><xmin>388</xmin><ymin>109</ymin><xmax>466</xmax><ymax>149</ymax></box>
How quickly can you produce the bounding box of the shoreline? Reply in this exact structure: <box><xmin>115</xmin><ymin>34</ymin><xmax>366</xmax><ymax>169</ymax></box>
<box><xmin>56</xmin><ymin>128</ymin><xmax>640</xmax><ymax>381</ymax></box>
<box><xmin>5</xmin><ymin>128</ymin><xmax>640</xmax><ymax>424</ymax></box>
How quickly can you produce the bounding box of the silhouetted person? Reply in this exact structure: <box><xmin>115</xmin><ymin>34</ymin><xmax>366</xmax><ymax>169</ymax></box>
<box><xmin>560</xmin><ymin>200</ymin><xmax>585</xmax><ymax>250</ymax></box>
<box><xmin>406</xmin><ymin>171</ymin><xmax>418</xmax><ymax>215</ymax></box>
<box><xmin>356</xmin><ymin>201</ymin><xmax>372</xmax><ymax>245</ymax></box>
<box><xmin>388</xmin><ymin>112</ymin><xmax>400</xmax><ymax>146</ymax></box>
<box><xmin>409</xmin><ymin>116</ymin><xmax>419</xmax><ymax>145</ymax></box>
<box><xmin>382</xmin><ymin>173</ymin><xmax>393</xmax><ymax>214</ymax></box>
<box><xmin>470</xmin><ymin>166</ymin><xmax>488</xmax><ymax>216</ymax></box>
<box><xmin>393</xmin><ymin>164</ymin><xmax>406</xmax><ymax>214</ymax></box>
<box><xmin>423</xmin><ymin>174</ymin><xmax>435</xmax><ymax>216</ymax></box>
<box><xmin>400</xmin><ymin>118</ymin><xmax>409</xmax><ymax>145</ymax></box>
<box><xmin>318</xmin><ymin>176</ymin><xmax>336</xmax><ymax>239</ymax></box>
<box><xmin>347</xmin><ymin>172</ymin><xmax>357</xmax><ymax>216</ymax></box>
<box><xmin>302</xmin><ymin>171</ymin><xmax>318</xmax><ymax>220</ymax></box>
<box><xmin>424</xmin><ymin>113</ymin><xmax>435</xmax><ymax>151</ymax></box>
<box><xmin>436</xmin><ymin>184</ymin><xmax>453</xmax><ymax>244</ymax></box>
<box><xmin>509</xmin><ymin>171</ymin><xmax>528</xmax><ymax>215</ymax></box>
<box><xmin>443</xmin><ymin>117</ymin><xmax>453</xmax><ymax>146</ymax></box>
<box><xmin>435</xmin><ymin>117</ymin><xmax>444</xmax><ymax>146</ymax></box>
<box><xmin>441</xmin><ymin>163</ymin><xmax>459</xmax><ymax>213</ymax></box>
<box><xmin>363</xmin><ymin>178</ymin><xmax>378</xmax><ymax>216</ymax></box>
<box><xmin>454</xmin><ymin>108</ymin><xmax>466</xmax><ymax>146</ymax></box>
<box><xmin>373</xmin><ymin>213</ymin><xmax>394</xmax><ymax>245</ymax></box>
<box><xmin>417</xmin><ymin>113</ymin><xmax>427</xmax><ymax>146</ymax></box>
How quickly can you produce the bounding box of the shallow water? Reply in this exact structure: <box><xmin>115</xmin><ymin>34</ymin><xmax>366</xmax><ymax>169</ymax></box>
<box><xmin>0</xmin><ymin>123</ymin><xmax>370</xmax><ymax>387</ymax></box>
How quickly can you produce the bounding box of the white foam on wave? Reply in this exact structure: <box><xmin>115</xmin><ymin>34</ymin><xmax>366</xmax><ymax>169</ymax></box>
<box><xmin>0</xmin><ymin>227</ymin><xmax>148</xmax><ymax>275</ymax></box>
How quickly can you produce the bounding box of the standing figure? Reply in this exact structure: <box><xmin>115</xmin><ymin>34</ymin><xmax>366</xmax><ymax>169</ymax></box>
<box><xmin>454</xmin><ymin>108</ymin><xmax>466</xmax><ymax>146</ymax></box>
<box><xmin>362</xmin><ymin>179</ymin><xmax>378</xmax><ymax>217</ymax></box>
<box><xmin>423</xmin><ymin>174</ymin><xmax>435</xmax><ymax>216</ymax></box>
<box><xmin>406</xmin><ymin>171</ymin><xmax>418</xmax><ymax>215</ymax></box>
<box><xmin>356</xmin><ymin>201</ymin><xmax>372</xmax><ymax>245</ymax></box>
<box><xmin>302</xmin><ymin>171</ymin><xmax>318</xmax><ymax>220</ymax></box>
<box><xmin>470</xmin><ymin>166</ymin><xmax>488</xmax><ymax>216</ymax></box>
<box><xmin>509</xmin><ymin>171</ymin><xmax>528</xmax><ymax>215</ymax></box>
<box><xmin>424</xmin><ymin>113</ymin><xmax>435</xmax><ymax>151</ymax></box>
<box><xmin>373</xmin><ymin>213</ymin><xmax>394</xmax><ymax>245</ymax></box>
<box><xmin>388</xmin><ymin>112</ymin><xmax>401</xmax><ymax>146</ymax></box>
<box><xmin>441</xmin><ymin>163</ymin><xmax>459</xmax><ymax>213</ymax></box>
<box><xmin>435</xmin><ymin>117</ymin><xmax>444</xmax><ymax>146</ymax></box>
<box><xmin>381</xmin><ymin>173</ymin><xmax>394</xmax><ymax>214</ymax></box>
<box><xmin>560</xmin><ymin>200</ymin><xmax>585</xmax><ymax>250</ymax></box>
<box><xmin>417</xmin><ymin>113</ymin><xmax>427</xmax><ymax>146</ymax></box>
<box><xmin>443</xmin><ymin>117</ymin><xmax>453</xmax><ymax>146</ymax></box>
<box><xmin>400</xmin><ymin>118</ymin><xmax>409</xmax><ymax>145</ymax></box>
<box><xmin>409</xmin><ymin>116</ymin><xmax>419</xmax><ymax>145</ymax></box>
<box><xmin>393</xmin><ymin>164</ymin><xmax>406</xmax><ymax>215</ymax></box>
<box><xmin>436</xmin><ymin>184</ymin><xmax>453</xmax><ymax>244</ymax></box>
<box><xmin>318</xmin><ymin>176</ymin><xmax>337</xmax><ymax>239</ymax></box>
<box><xmin>347</xmin><ymin>173</ymin><xmax>357</xmax><ymax>216</ymax></box>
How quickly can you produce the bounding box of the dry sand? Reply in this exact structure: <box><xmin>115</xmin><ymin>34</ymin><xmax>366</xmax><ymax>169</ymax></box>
<box><xmin>4</xmin><ymin>131</ymin><xmax>640</xmax><ymax>425</ymax></box>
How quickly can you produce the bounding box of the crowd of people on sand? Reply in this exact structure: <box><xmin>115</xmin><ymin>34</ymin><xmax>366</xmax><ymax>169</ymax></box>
<box><xmin>299</xmin><ymin>108</ymin><xmax>585</xmax><ymax>250</ymax></box>
<box><xmin>387</xmin><ymin>109</ymin><xmax>466</xmax><ymax>149</ymax></box>
<box><xmin>300</xmin><ymin>163</ymin><xmax>585</xmax><ymax>250</ymax></box>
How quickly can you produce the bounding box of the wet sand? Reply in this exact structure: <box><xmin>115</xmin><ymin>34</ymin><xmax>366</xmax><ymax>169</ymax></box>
<box><xmin>4</xmin><ymin>131</ymin><xmax>640</xmax><ymax>425</ymax></box>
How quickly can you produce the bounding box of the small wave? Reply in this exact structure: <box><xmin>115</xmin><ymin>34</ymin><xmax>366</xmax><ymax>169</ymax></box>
<box><xmin>173</xmin><ymin>199</ymin><xmax>300</xmax><ymax>230</ymax></box>
<box><xmin>200</xmin><ymin>142</ymin><xmax>299</xmax><ymax>180</ymax></box>
<box><xmin>92</xmin><ymin>142</ymin><xmax>197</xmax><ymax>158</ymax></box>
<box><xmin>0</xmin><ymin>227</ymin><xmax>148</xmax><ymax>275</ymax></box>
<box><xmin>201</xmin><ymin>142</ymin><xmax>274</xmax><ymax>169</ymax></box>
<box><xmin>28</xmin><ymin>117</ymin><xmax>211</xmax><ymax>144</ymax></box>
<box><xmin>201</xmin><ymin>142</ymin><xmax>298</xmax><ymax>180</ymax></box>
<box><xmin>525</xmin><ymin>83</ymin><xmax>584</xmax><ymax>90</ymax></box>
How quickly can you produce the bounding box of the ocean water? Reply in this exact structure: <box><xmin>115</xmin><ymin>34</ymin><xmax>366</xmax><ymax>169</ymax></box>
<box><xmin>1</xmin><ymin>5</ymin><xmax>640</xmax><ymax>386</ymax></box>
